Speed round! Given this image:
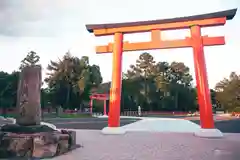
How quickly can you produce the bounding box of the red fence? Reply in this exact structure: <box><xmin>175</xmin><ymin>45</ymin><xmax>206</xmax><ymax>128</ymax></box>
<box><xmin>0</xmin><ymin>109</ymin><xmax>188</xmax><ymax>114</ymax></box>
<box><xmin>120</xmin><ymin>111</ymin><xmax>189</xmax><ymax>116</ymax></box>
<box><xmin>232</xmin><ymin>112</ymin><xmax>240</xmax><ymax>118</ymax></box>
<box><xmin>0</xmin><ymin>108</ymin><xmax>80</xmax><ymax>114</ymax></box>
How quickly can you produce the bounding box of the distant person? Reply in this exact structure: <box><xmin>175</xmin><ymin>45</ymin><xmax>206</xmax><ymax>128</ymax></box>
<box><xmin>138</xmin><ymin>105</ymin><xmax>141</xmax><ymax>117</ymax></box>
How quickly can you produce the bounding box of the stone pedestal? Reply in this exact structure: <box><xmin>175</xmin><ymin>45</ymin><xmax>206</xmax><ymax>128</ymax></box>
<box><xmin>194</xmin><ymin>128</ymin><xmax>223</xmax><ymax>138</ymax></box>
<box><xmin>101</xmin><ymin>127</ymin><xmax>126</xmax><ymax>135</ymax></box>
<box><xmin>0</xmin><ymin>66</ymin><xmax>80</xmax><ymax>159</ymax></box>
<box><xmin>0</xmin><ymin>127</ymin><xmax>77</xmax><ymax>159</ymax></box>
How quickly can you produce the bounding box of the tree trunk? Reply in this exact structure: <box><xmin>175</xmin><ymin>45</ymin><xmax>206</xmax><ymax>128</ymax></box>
<box><xmin>144</xmin><ymin>70</ymin><xmax>147</xmax><ymax>101</ymax></box>
<box><xmin>16</xmin><ymin>65</ymin><xmax>42</xmax><ymax>126</ymax></box>
<box><xmin>79</xmin><ymin>93</ymin><xmax>83</xmax><ymax>112</ymax></box>
<box><xmin>175</xmin><ymin>91</ymin><xmax>178</xmax><ymax>110</ymax></box>
<box><xmin>144</xmin><ymin>70</ymin><xmax>151</xmax><ymax>110</ymax></box>
<box><xmin>66</xmin><ymin>83</ymin><xmax>71</xmax><ymax>108</ymax></box>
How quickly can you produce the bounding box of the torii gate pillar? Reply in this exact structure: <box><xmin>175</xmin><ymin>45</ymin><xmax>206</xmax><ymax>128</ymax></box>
<box><xmin>86</xmin><ymin>8</ymin><xmax>237</xmax><ymax>136</ymax></box>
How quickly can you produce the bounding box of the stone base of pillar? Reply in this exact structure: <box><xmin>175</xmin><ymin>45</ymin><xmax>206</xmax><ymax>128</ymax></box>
<box><xmin>101</xmin><ymin>127</ymin><xmax>126</xmax><ymax>135</ymax></box>
<box><xmin>0</xmin><ymin>124</ymin><xmax>79</xmax><ymax>159</ymax></box>
<box><xmin>194</xmin><ymin>128</ymin><xmax>223</xmax><ymax>138</ymax></box>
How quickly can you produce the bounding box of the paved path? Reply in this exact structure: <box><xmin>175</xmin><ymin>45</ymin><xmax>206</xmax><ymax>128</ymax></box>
<box><xmin>45</xmin><ymin>117</ymin><xmax>138</xmax><ymax>130</ymax></box>
<box><xmin>53</xmin><ymin>130</ymin><xmax>240</xmax><ymax>160</ymax></box>
<box><xmin>43</xmin><ymin>117</ymin><xmax>240</xmax><ymax>133</ymax></box>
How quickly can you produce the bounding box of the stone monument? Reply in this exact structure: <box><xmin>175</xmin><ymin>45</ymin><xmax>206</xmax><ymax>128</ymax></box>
<box><xmin>0</xmin><ymin>66</ymin><xmax>79</xmax><ymax>159</ymax></box>
<box><xmin>16</xmin><ymin>65</ymin><xmax>42</xmax><ymax>126</ymax></box>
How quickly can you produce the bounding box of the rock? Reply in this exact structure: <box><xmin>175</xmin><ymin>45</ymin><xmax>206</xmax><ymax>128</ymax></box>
<box><xmin>0</xmin><ymin>130</ymin><xmax>77</xmax><ymax>159</ymax></box>
<box><xmin>0</xmin><ymin>132</ymin><xmax>34</xmax><ymax>158</ymax></box>
<box><xmin>32</xmin><ymin>131</ymin><xmax>69</xmax><ymax>158</ymax></box>
<box><xmin>61</xmin><ymin>130</ymin><xmax>77</xmax><ymax>147</ymax></box>
<box><xmin>16</xmin><ymin>66</ymin><xmax>42</xmax><ymax>126</ymax></box>
<box><xmin>68</xmin><ymin>130</ymin><xmax>76</xmax><ymax>146</ymax></box>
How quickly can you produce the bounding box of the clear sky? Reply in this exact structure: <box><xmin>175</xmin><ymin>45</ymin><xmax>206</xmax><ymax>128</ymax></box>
<box><xmin>0</xmin><ymin>0</ymin><xmax>239</xmax><ymax>88</ymax></box>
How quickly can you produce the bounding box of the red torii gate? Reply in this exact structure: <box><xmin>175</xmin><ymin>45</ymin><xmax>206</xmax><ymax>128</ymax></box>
<box><xmin>86</xmin><ymin>8</ymin><xmax>237</xmax><ymax>136</ymax></box>
<box><xmin>89</xmin><ymin>93</ymin><xmax>109</xmax><ymax>115</ymax></box>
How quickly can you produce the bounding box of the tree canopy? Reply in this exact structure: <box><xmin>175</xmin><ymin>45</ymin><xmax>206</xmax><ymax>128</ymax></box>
<box><xmin>19</xmin><ymin>51</ymin><xmax>40</xmax><ymax>70</ymax></box>
<box><xmin>0</xmin><ymin>51</ymin><xmax>239</xmax><ymax>114</ymax></box>
<box><xmin>215</xmin><ymin>72</ymin><xmax>240</xmax><ymax>112</ymax></box>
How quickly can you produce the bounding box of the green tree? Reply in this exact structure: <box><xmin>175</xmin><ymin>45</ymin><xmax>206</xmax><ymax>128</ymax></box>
<box><xmin>210</xmin><ymin>89</ymin><xmax>219</xmax><ymax>112</ymax></box>
<box><xmin>45</xmin><ymin>52</ymin><xmax>102</xmax><ymax>110</ymax></box>
<box><xmin>215</xmin><ymin>72</ymin><xmax>240</xmax><ymax>112</ymax></box>
<box><xmin>0</xmin><ymin>71</ymin><xmax>19</xmax><ymax>116</ymax></box>
<box><xmin>125</xmin><ymin>52</ymin><xmax>156</xmax><ymax>110</ymax></box>
<box><xmin>45</xmin><ymin>52</ymin><xmax>74</xmax><ymax>107</ymax></box>
<box><xmin>73</xmin><ymin>56</ymin><xmax>103</xmax><ymax>111</ymax></box>
<box><xmin>169</xmin><ymin>62</ymin><xmax>192</xmax><ymax>86</ymax></box>
<box><xmin>19</xmin><ymin>51</ymin><xmax>40</xmax><ymax>70</ymax></box>
<box><xmin>168</xmin><ymin>62</ymin><xmax>193</xmax><ymax>110</ymax></box>
<box><xmin>123</xmin><ymin>52</ymin><xmax>196</xmax><ymax>112</ymax></box>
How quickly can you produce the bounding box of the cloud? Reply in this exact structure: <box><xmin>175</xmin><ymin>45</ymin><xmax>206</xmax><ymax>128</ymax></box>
<box><xmin>0</xmin><ymin>0</ymin><xmax>238</xmax><ymax>37</ymax></box>
<box><xmin>0</xmin><ymin>0</ymin><xmax>84</xmax><ymax>37</ymax></box>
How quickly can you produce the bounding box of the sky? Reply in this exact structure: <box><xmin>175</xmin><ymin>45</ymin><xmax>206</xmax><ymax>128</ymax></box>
<box><xmin>0</xmin><ymin>0</ymin><xmax>239</xmax><ymax>88</ymax></box>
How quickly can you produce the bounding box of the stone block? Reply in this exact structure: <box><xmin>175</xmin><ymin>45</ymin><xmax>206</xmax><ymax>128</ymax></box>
<box><xmin>0</xmin><ymin>129</ymin><xmax>78</xmax><ymax>159</ymax></box>
<box><xmin>69</xmin><ymin>130</ymin><xmax>77</xmax><ymax>146</ymax></box>
<box><xmin>32</xmin><ymin>131</ymin><xmax>69</xmax><ymax>158</ymax></box>
<box><xmin>0</xmin><ymin>132</ymin><xmax>34</xmax><ymax>158</ymax></box>
<box><xmin>61</xmin><ymin>130</ymin><xmax>77</xmax><ymax>147</ymax></box>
